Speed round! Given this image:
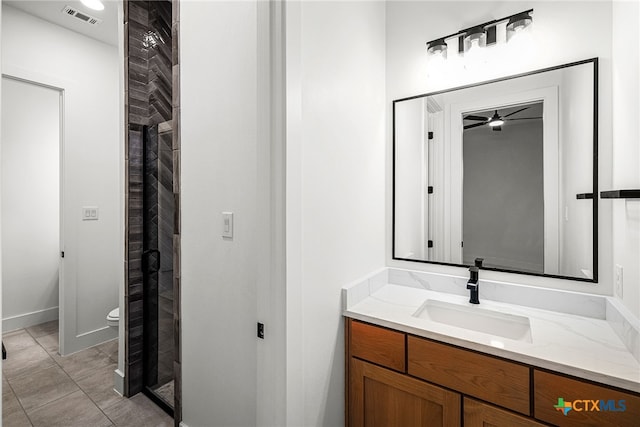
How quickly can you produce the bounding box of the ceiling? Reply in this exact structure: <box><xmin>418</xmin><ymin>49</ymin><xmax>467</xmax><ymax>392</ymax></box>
<box><xmin>4</xmin><ymin>0</ymin><xmax>119</xmax><ymax>46</ymax></box>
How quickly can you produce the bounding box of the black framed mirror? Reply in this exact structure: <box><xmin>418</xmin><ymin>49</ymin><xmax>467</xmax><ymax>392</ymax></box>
<box><xmin>392</xmin><ymin>58</ymin><xmax>598</xmax><ymax>282</ymax></box>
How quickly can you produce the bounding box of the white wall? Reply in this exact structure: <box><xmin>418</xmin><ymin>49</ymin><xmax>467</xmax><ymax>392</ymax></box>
<box><xmin>394</xmin><ymin>98</ymin><xmax>427</xmax><ymax>259</ymax></box>
<box><xmin>180</xmin><ymin>1</ymin><xmax>260</xmax><ymax>425</ymax></box>
<box><xmin>1</xmin><ymin>78</ymin><xmax>60</xmax><ymax>331</ymax></box>
<box><xmin>558</xmin><ymin>64</ymin><xmax>596</xmax><ymax>279</ymax></box>
<box><xmin>181</xmin><ymin>1</ymin><xmax>386</xmax><ymax>425</ymax></box>
<box><xmin>612</xmin><ymin>0</ymin><xmax>640</xmax><ymax>318</ymax></box>
<box><xmin>286</xmin><ymin>1</ymin><xmax>386</xmax><ymax>425</ymax></box>
<box><xmin>386</xmin><ymin>0</ymin><xmax>614</xmax><ymax>295</ymax></box>
<box><xmin>2</xmin><ymin>5</ymin><xmax>120</xmax><ymax>353</ymax></box>
<box><xmin>1</xmin><ymin>2</ymin><xmax>4</xmax><ymax>415</ymax></box>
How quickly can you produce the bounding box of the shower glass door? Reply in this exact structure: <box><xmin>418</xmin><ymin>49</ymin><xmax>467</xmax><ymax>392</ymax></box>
<box><xmin>143</xmin><ymin>124</ymin><xmax>175</xmax><ymax>413</ymax></box>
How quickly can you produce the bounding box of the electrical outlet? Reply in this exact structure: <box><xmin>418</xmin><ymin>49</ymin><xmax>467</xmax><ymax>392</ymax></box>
<box><xmin>257</xmin><ymin>322</ymin><xmax>264</xmax><ymax>339</ymax></box>
<box><xmin>615</xmin><ymin>264</ymin><xmax>623</xmax><ymax>298</ymax></box>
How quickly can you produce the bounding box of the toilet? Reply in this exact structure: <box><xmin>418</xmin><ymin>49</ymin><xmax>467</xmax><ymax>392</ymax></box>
<box><xmin>107</xmin><ymin>307</ymin><xmax>120</xmax><ymax>328</ymax></box>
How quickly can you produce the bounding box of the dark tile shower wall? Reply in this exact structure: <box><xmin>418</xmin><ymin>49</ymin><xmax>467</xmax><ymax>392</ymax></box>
<box><xmin>126</xmin><ymin>1</ymin><xmax>172</xmax><ymax>127</ymax></box>
<box><xmin>148</xmin><ymin>4</ymin><xmax>173</xmax><ymax>125</ymax></box>
<box><xmin>125</xmin><ymin>1</ymin><xmax>180</xmax><ymax>421</ymax></box>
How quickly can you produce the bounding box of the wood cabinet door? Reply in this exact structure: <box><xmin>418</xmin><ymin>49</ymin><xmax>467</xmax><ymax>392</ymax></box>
<box><xmin>464</xmin><ymin>398</ymin><xmax>548</xmax><ymax>427</ymax></box>
<box><xmin>349</xmin><ymin>358</ymin><xmax>461</xmax><ymax>427</ymax></box>
<box><xmin>534</xmin><ymin>370</ymin><xmax>640</xmax><ymax>427</ymax></box>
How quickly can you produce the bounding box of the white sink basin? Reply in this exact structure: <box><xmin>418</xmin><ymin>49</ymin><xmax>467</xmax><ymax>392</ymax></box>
<box><xmin>413</xmin><ymin>299</ymin><xmax>532</xmax><ymax>343</ymax></box>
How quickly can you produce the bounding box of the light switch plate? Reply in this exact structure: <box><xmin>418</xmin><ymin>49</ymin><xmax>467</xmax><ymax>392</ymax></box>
<box><xmin>82</xmin><ymin>206</ymin><xmax>99</xmax><ymax>221</ymax></box>
<box><xmin>222</xmin><ymin>212</ymin><xmax>233</xmax><ymax>238</ymax></box>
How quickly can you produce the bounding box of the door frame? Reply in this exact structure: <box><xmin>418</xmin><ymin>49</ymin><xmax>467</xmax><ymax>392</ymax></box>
<box><xmin>1</xmin><ymin>71</ymin><xmax>65</xmax><ymax>340</ymax></box>
<box><xmin>447</xmin><ymin>86</ymin><xmax>559</xmax><ymax>272</ymax></box>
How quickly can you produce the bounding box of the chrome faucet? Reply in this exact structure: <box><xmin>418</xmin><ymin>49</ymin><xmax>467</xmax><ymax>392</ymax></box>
<box><xmin>467</xmin><ymin>266</ymin><xmax>480</xmax><ymax>304</ymax></box>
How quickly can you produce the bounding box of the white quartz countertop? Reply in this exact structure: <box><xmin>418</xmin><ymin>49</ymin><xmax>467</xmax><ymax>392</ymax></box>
<box><xmin>343</xmin><ymin>269</ymin><xmax>640</xmax><ymax>393</ymax></box>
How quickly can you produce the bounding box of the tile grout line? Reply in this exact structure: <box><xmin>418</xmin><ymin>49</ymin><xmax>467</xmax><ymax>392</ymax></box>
<box><xmin>19</xmin><ymin>328</ymin><xmax>84</xmax><ymax>421</ymax></box>
<box><xmin>70</xmin><ymin>348</ymin><xmax>125</xmax><ymax>426</ymax></box>
<box><xmin>3</xmin><ymin>328</ymin><xmax>58</xmax><ymax>381</ymax></box>
<box><xmin>3</xmin><ymin>327</ymin><xmax>65</xmax><ymax>426</ymax></box>
<box><xmin>4</xmin><ymin>363</ymin><xmax>36</xmax><ymax>427</ymax></box>
<box><xmin>48</xmin><ymin>340</ymin><xmax>122</xmax><ymax>426</ymax></box>
<box><xmin>5</xmin><ymin>324</ymin><xmax>171</xmax><ymax>426</ymax></box>
<box><xmin>5</xmin><ymin>327</ymin><xmax>118</xmax><ymax>425</ymax></box>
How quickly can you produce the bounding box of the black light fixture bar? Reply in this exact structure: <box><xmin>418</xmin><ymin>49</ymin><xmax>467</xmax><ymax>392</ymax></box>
<box><xmin>600</xmin><ymin>189</ymin><xmax>640</xmax><ymax>199</ymax></box>
<box><xmin>426</xmin><ymin>9</ymin><xmax>533</xmax><ymax>53</ymax></box>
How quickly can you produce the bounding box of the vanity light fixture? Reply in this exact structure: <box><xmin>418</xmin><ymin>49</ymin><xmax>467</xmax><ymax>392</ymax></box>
<box><xmin>426</xmin><ymin>9</ymin><xmax>533</xmax><ymax>59</ymax></box>
<box><xmin>81</xmin><ymin>0</ymin><xmax>104</xmax><ymax>11</ymax></box>
<box><xmin>506</xmin><ymin>11</ymin><xmax>533</xmax><ymax>33</ymax></box>
<box><xmin>507</xmin><ymin>11</ymin><xmax>533</xmax><ymax>43</ymax></box>
<box><xmin>464</xmin><ymin>25</ymin><xmax>487</xmax><ymax>52</ymax></box>
<box><xmin>427</xmin><ymin>38</ymin><xmax>448</xmax><ymax>58</ymax></box>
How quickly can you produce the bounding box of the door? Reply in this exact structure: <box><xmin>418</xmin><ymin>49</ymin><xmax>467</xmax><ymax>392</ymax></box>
<box><xmin>142</xmin><ymin>124</ymin><xmax>175</xmax><ymax>413</ymax></box>
<box><xmin>448</xmin><ymin>87</ymin><xmax>559</xmax><ymax>272</ymax></box>
<box><xmin>349</xmin><ymin>358</ymin><xmax>461</xmax><ymax>427</ymax></box>
<box><xmin>1</xmin><ymin>76</ymin><xmax>62</xmax><ymax>334</ymax></box>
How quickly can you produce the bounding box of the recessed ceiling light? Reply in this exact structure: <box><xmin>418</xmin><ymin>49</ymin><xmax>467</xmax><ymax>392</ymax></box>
<box><xmin>81</xmin><ymin>0</ymin><xmax>104</xmax><ymax>11</ymax></box>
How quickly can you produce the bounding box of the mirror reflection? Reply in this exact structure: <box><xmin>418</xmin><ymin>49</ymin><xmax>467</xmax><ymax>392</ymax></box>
<box><xmin>393</xmin><ymin>59</ymin><xmax>597</xmax><ymax>281</ymax></box>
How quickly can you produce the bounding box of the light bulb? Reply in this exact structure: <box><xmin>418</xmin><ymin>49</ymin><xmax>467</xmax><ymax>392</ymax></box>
<box><xmin>81</xmin><ymin>0</ymin><xmax>105</xmax><ymax>11</ymax></box>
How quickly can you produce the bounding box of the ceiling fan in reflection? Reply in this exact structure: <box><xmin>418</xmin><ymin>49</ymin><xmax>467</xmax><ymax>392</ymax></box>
<box><xmin>463</xmin><ymin>107</ymin><xmax>541</xmax><ymax>131</ymax></box>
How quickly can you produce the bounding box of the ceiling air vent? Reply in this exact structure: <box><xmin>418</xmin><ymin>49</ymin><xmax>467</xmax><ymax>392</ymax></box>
<box><xmin>62</xmin><ymin>5</ymin><xmax>102</xmax><ymax>26</ymax></box>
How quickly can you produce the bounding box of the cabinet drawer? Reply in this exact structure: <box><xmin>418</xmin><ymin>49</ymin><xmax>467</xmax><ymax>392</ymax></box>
<box><xmin>350</xmin><ymin>320</ymin><xmax>405</xmax><ymax>372</ymax></box>
<box><xmin>408</xmin><ymin>336</ymin><xmax>530</xmax><ymax>415</ymax></box>
<box><xmin>534</xmin><ymin>370</ymin><xmax>640</xmax><ymax>427</ymax></box>
<box><xmin>464</xmin><ymin>398</ymin><xmax>547</xmax><ymax>427</ymax></box>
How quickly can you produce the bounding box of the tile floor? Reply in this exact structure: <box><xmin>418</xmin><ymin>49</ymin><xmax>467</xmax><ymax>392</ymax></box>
<box><xmin>2</xmin><ymin>321</ymin><xmax>173</xmax><ymax>427</ymax></box>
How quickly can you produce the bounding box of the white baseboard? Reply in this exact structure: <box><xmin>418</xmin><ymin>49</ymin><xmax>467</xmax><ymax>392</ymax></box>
<box><xmin>2</xmin><ymin>306</ymin><xmax>58</xmax><ymax>332</ymax></box>
<box><xmin>113</xmin><ymin>368</ymin><xmax>125</xmax><ymax>396</ymax></box>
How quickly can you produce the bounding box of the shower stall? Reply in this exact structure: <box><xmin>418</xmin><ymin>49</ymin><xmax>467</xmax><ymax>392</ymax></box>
<box><xmin>125</xmin><ymin>0</ymin><xmax>180</xmax><ymax>418</ymax></box>
<box><xmin>142</xmin><ymin>124</ymin><xmax>175</xmax><ymax>410</ymax></box>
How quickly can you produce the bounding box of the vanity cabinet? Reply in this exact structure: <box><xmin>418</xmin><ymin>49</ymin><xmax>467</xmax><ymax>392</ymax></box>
<box><xmin>349</xmin><ymin>358</ymin><xmax>461</xmax><ymax>426</ymax></box>
<box><xmin>534</xmin><ymin>370</ymin><xmax>640</xmax><ymax>427</ymax></box>
<box><xmin>346</xmin><ymin>318</ymin><xmax>640</xmax><ymax>427</ymax></box>
<box><xmin>464</xmin><ymin>398</ymin><xmax>547</xmax><ymax>427</ymax></box>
